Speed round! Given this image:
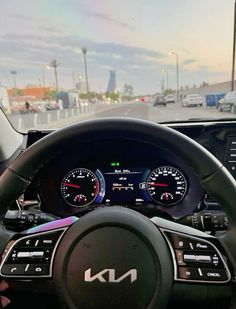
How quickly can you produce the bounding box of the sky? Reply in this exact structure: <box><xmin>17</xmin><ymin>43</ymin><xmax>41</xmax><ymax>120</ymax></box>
<box><xmin>0</xmin><ymin>0</ymin><xmax>234</xmax><ymax>94</ymax></box>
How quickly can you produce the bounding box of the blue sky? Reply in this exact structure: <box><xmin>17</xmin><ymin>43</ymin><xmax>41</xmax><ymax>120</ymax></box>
<box><xmin>0</xmin><ymin>0</ymin><xmax>234</xmax><ymax>94</ymax></box>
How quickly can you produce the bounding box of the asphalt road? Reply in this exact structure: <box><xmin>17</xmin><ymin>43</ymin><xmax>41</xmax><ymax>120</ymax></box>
<box><xmin>95</xmin><ymin>101</ymin><xmax>233</xmax><ymax>122</ymax></box>
<box><xmin>11</xmin><ymin>101</ymin><xmax>234</xmax><ymax>131</ymax></box>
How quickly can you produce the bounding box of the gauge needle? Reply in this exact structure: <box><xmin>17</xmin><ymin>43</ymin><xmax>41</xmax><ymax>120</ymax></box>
<box><xmin>150</xmin><ymin>182</ymin><xmax>168</xmax><ymax>187</ymax></box>
<box><xmin>63</xmin><ymin>183</ymin><xmax>81</xmax><ymax>189</ymax></box>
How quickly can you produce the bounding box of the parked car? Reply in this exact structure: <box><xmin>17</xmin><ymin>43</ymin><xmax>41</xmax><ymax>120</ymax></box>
<box><xmin>45</xmin><ymin>102</ymin><xmax>59</xmax><ymax>111</ymax></box>
<box><xmin>182</xmin><ymin>94</ymin><xmax>204</xmax><ymax>107</ymax></box>
<box><xmin>218</xmin><ymin>91</ymin><xmax>236</xmax><ymax>113</ymax></box>
<box><xmin>153</xmin><ymin>95</ymin><xmax>166</xmax><ymax>106</ymax></box>
<box><xmin>165</xmin><ymin>95</ymin><xmax>176</xmax><ymax>103</ymax></box>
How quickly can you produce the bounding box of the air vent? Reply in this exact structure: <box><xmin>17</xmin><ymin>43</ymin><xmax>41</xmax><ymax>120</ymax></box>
<box><xmin>224</xmin><ymin>136</ymin><xmax>236</xmax><ymax>177</ymax></box>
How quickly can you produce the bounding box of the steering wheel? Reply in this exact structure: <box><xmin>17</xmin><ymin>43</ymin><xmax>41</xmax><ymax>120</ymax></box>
<box><xmin>0</xmin><ymin>118</ymin><xmax>236</xmax><ymax>309</ymax></box>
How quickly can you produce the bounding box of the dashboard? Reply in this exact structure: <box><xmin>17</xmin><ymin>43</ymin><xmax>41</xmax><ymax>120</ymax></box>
<box><xmin>11</xmin><ymin>120</ymin><xmax>236</xmax><ymax>223</ymax></box>
<box><xmin>30</xmin><ymin>137</ymin><xmax>204</xmax><ymax>219</ymax></box>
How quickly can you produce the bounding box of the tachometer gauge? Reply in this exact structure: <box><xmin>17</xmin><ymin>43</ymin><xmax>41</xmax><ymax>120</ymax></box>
<box><xmin>147</xmin><ymin>166</ymin><xmax>187</xmax><ymax>206</ymax></box>
<box><xmin>61</xmin><ymin>168</ymin><xmax>99</xmax><ymax>207</ymax></box>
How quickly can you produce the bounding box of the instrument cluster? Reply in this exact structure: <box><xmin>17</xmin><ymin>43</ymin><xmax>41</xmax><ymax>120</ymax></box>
<box><xmin>60</xmin><ymin>166</ymin><xmax>188</xmax><ymax>208</ymax></box>
<box><xmin>37</xmin><ymin>139</ymin><xmax>204</xmax><ymax>218</ymax></box>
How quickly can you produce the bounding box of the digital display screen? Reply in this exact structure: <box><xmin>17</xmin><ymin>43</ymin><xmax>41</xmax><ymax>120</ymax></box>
<box><xmin>101</xmin><ymin>168</ymin><xmax>149</xmax><ymax>204</ymax></box>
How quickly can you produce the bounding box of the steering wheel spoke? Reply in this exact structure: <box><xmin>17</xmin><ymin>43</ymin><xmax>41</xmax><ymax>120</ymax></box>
<box><xmin>0</xmin><ymin>217</ymin><xmax>77</xmax><ymax>279</ymax></box>
<box><xmin>151</xmin><ymin>216</ymin><xmax>232</xmax><ymax>284</ymax></box>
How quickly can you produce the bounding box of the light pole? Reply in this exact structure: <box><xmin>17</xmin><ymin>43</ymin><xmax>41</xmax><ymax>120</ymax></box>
<box><xmin>231</xmin><ymin>0</ymin><xmax>236</xmax><ymax>91</ymax></box>
<box><xmin>10</xmin><ymin>70</ymin><xmax>17</xmax><ymax>96</ymax></box>
<box><xmin>162</xmin><ymin>68</ymin><xmax>169</xmax><ymax>89</ymax></box>
<box><xmin>82</xmin><ymin>47</ymin><xmax>89</xmax><ymax>93</ymax></box>
<box><xmin>42</xmin><ymin>68</ymin><xmax>46</xmax><ymax>98</ymax></box>
<box><xmin>169</xmin><ymin>51</ymin><xmax>179</xmax><ymax>102</ymax></box>
<box><xmin>72</xmin><ymin>72</ymin><xmax>75</xmax><ymax>92</ymax></box>
<box><xmin>48</xmin><ymin>60</ymin><xmax>60</xmax><ymax>92</ymax></box>
<box><xmin>78</xmin><ymin>75</ymin><xmax>82</xmax><ymax>93</ymax></box>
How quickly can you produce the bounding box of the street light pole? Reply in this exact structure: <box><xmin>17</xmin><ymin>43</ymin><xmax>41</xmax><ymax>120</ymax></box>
<box><xmin>162</xmin><ymin>69</ymin><xmax>169</xmax><ymax>89</ymax></box>
<box><xmin>72</xmin><ymin>72</ymin><xmax>75</xmax><ymax>92</ymax></box>
<box><xmin>49</xmin><ymin>60</ymin><xmax>60</xmax><ymax>92</ymax></box>
<box><xmin>78</xmin><ymin>75</ymin><xmax>82</xmax><ymax>93</ymax></box>
<box><xmin>82</xmin><ymin>47</ymin><xmax>89</xmax><ymax>93</ymax></box>
<box><xmin>169</xmin><ymin>51</ymin><xmax>179</xmax><ymax>102</ymax></box>
<box><xmin>10</xmin><ymin>70</ymin><xmax>17</xmax><ymax>96</ymax></box>
<box><xmin>42</xmin><ymin>68</ymin><xmax>46</xmax><ymax>98</ymax></box>
<box><xmin>231</xmin><ymin>0</ymin><xmax>236</xmax><ymax>91</ymax></box>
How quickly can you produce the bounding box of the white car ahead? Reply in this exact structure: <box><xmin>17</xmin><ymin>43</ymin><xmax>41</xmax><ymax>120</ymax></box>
<box><xmin>165</xmin><ymin>95</ymin><xmax>176</xmax><ymax>103</ymax></box>
<box><xmin>182</xmin><ymin>94</ymin><xmax>204</xmax><ymax>107</ymax></box>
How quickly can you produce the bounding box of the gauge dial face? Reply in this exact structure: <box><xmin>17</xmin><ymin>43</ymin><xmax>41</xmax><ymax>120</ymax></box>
<box><xmin>61</xmin><ymin>168</ymin><xmax>99</xmax><ymax>207</ymax></box>
<box><xmin>147</xmin><ymin>166</ymin><xmax>187</xmax><ymax>206</ymax></box>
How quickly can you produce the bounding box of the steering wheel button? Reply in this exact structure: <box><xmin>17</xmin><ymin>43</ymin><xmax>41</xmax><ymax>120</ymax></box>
<box><xmin>1</xmin><ymin>264</ymin><xmax>26</xmax><ymax>276</ymax></box>
<box><xmin>193</xmin><ymin>241</ymin><xmax>211</xmax><ymax>250</ymax></box>
<box><xmin>175</xmin><ymin>250</ymin><xmax>186</xmax><ymax>266</ymax></box>
<box><xmin>32</xmin><ymin>251</ymin><xmax>44</xmax><ymax>258</ymax></box>
<box><xmin>167</xmin><ymin>234</ymin><xmax>194</xmax><ymax>249</ymax></box>
<box><xmin>197</xmin><ymin>255</ymin><xmax>211</xmax><ymax>263</ymax></box>
<box><xmin>17</xmin><ymin>252</ymin><xmax>31</xmax><ymax>258</ymax></box>
<box><xmin>15</xmin><ymin>237</ymin><xmax>39</xmax><ymax>248</ymax></box>
<box><xmin>183</xmin><ymin>254</ymin><xmax>197</xmax><ymax>263</ymax></box>
<box><xmin>177</xmin><ymin>267</ymin><xmax>200</xmax><ymax>280</ymax></box>
<box><xmin>38</xmin><ymin>232</ymin><xmax>62</xmax><ymax>247</ymax></box>
<box><xmin>201</xmin><ymin>269</ymin><xmax>228</xmax><ymax>281</ymax></box>
<box><xmin>167</xmin><ymin>233</ymin><xmax>215</xmax><ymax>252</ymax></box>
<box><xmin>25</xmin><ymin>264</ymin><xmax>49</xmax><ymax>275</ymax></box>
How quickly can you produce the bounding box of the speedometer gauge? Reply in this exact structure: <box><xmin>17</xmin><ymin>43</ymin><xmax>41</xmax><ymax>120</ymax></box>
<box><xmin>147</xmin><ymin>166</ymin><xmax>187</xmax><ymax>206</ymax></box>
<box><xmin>61</xmin><ymin>168</ymin><xmax>99</xmax><ymax>207</ymax></box>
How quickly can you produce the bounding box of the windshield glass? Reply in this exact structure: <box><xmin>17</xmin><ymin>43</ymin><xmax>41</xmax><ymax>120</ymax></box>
<box><xmin>0</xmin><ymin>0</ymin><xmax>235</xmax><ymax>131</ymax></box>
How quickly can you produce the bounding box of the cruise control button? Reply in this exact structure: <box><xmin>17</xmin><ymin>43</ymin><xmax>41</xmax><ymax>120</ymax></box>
<box><xmin>183</xmin><ymin>254</ymin><xmax>197</xmax><ymax>263</ymax></box>
<box><xmin>167</xmin><ymin>233</ymin><xmax>215</xmax><ymax>252</ymax></box>
<box><xmin>1</xmin><ymin>264</ymin><xmax>26</xmax><ymax>275</ymax></box>
<box><xmin>196</xmin><ymin>255</ymin><xmax>211</xmax><ymax>263</ymax></box>
<box><xmin>24</xmin><ymin>264</ymin><xmax>49</xmax><ymax>275</ymax></box>
<box><xmin>201</xmin><ymin>269</ymin><xmax>228</xmax><ymax>281</ymax></box>
<box><xmin>177</xmin><ymin>267</ymin><xmax>200</xmax><ymax>280</ymax></box>
<box><xmin>167</xmin><ymin>234</ymin><xmax>195</xmax><ymax>250</ymax></box>
<box><xmin>212</xmin><ymin>254</ymin><xmax>221</xmax><ymax>267</ymax></box>
<box><xmin>175</xmin><ymin>250</ymin><xmax>186</xmax><ymax>266</ymax></box>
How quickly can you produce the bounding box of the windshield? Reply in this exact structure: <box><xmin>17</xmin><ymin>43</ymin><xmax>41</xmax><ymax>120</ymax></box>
<box><xmin>0</xmin><ymin>0</ymin><xmax>235</xmax><ymax>131</ymax></box>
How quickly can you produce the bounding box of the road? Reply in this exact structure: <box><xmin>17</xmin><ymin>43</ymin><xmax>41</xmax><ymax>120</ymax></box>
<box><xmin>9</xmin><ymin>101</ymin><xmax>234</xmax><ymax>131</ymax></box>
<box><xmin>95</xmin><ymin>101</ymin><xmax>233</xmax><ymax>123</ymax></box>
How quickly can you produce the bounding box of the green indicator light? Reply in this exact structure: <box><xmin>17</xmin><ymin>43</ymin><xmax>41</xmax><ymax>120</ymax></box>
<box><xmin>111</xmin><ymin>162</ymin><xmax>120</xmax><ymax>167</ymax></box>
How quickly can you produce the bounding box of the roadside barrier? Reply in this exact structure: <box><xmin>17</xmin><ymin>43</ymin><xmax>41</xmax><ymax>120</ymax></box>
<box><xmin>8</xmin><ymin>104</ymin><xmax>95</xmax><ymax>131</ymax></box>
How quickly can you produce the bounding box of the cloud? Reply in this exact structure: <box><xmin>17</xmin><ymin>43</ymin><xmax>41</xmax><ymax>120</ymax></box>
<box><xmin>198</xmin><ymin>65</ymin><xmax>209</xmax><ymax>71</ymax></box>
<box><xmin>182</xmin><ymin>59</ymin><xmax>197</xmax><ymax>66</ymax></box>
<box><xmin>11</xmin><ymin>14</ymin><xmax>42</xmax><ymax>22</ymax></box>
<box><xmin>80</xmin><ymin>4</ymin><xmax>135</xmax><ymax>31</ymax></box>
<box><xmin>0</xmin><ymin>33</ymin><xmax>164</xmax><ymax>64</ymax></box>
<box><xmin>0</xmin><ymin>32</ymin><xmax>169</xmax><ymax>92</ymax></box>
<box><xmin>40</xmin><ymin>26</ymin><xmax>61</xmax><ymax>34</ymax></box>
<box><xmin>87</xmin><ymin>11</ymin><xmax>135</xmax><ymax>30</ymax></box>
